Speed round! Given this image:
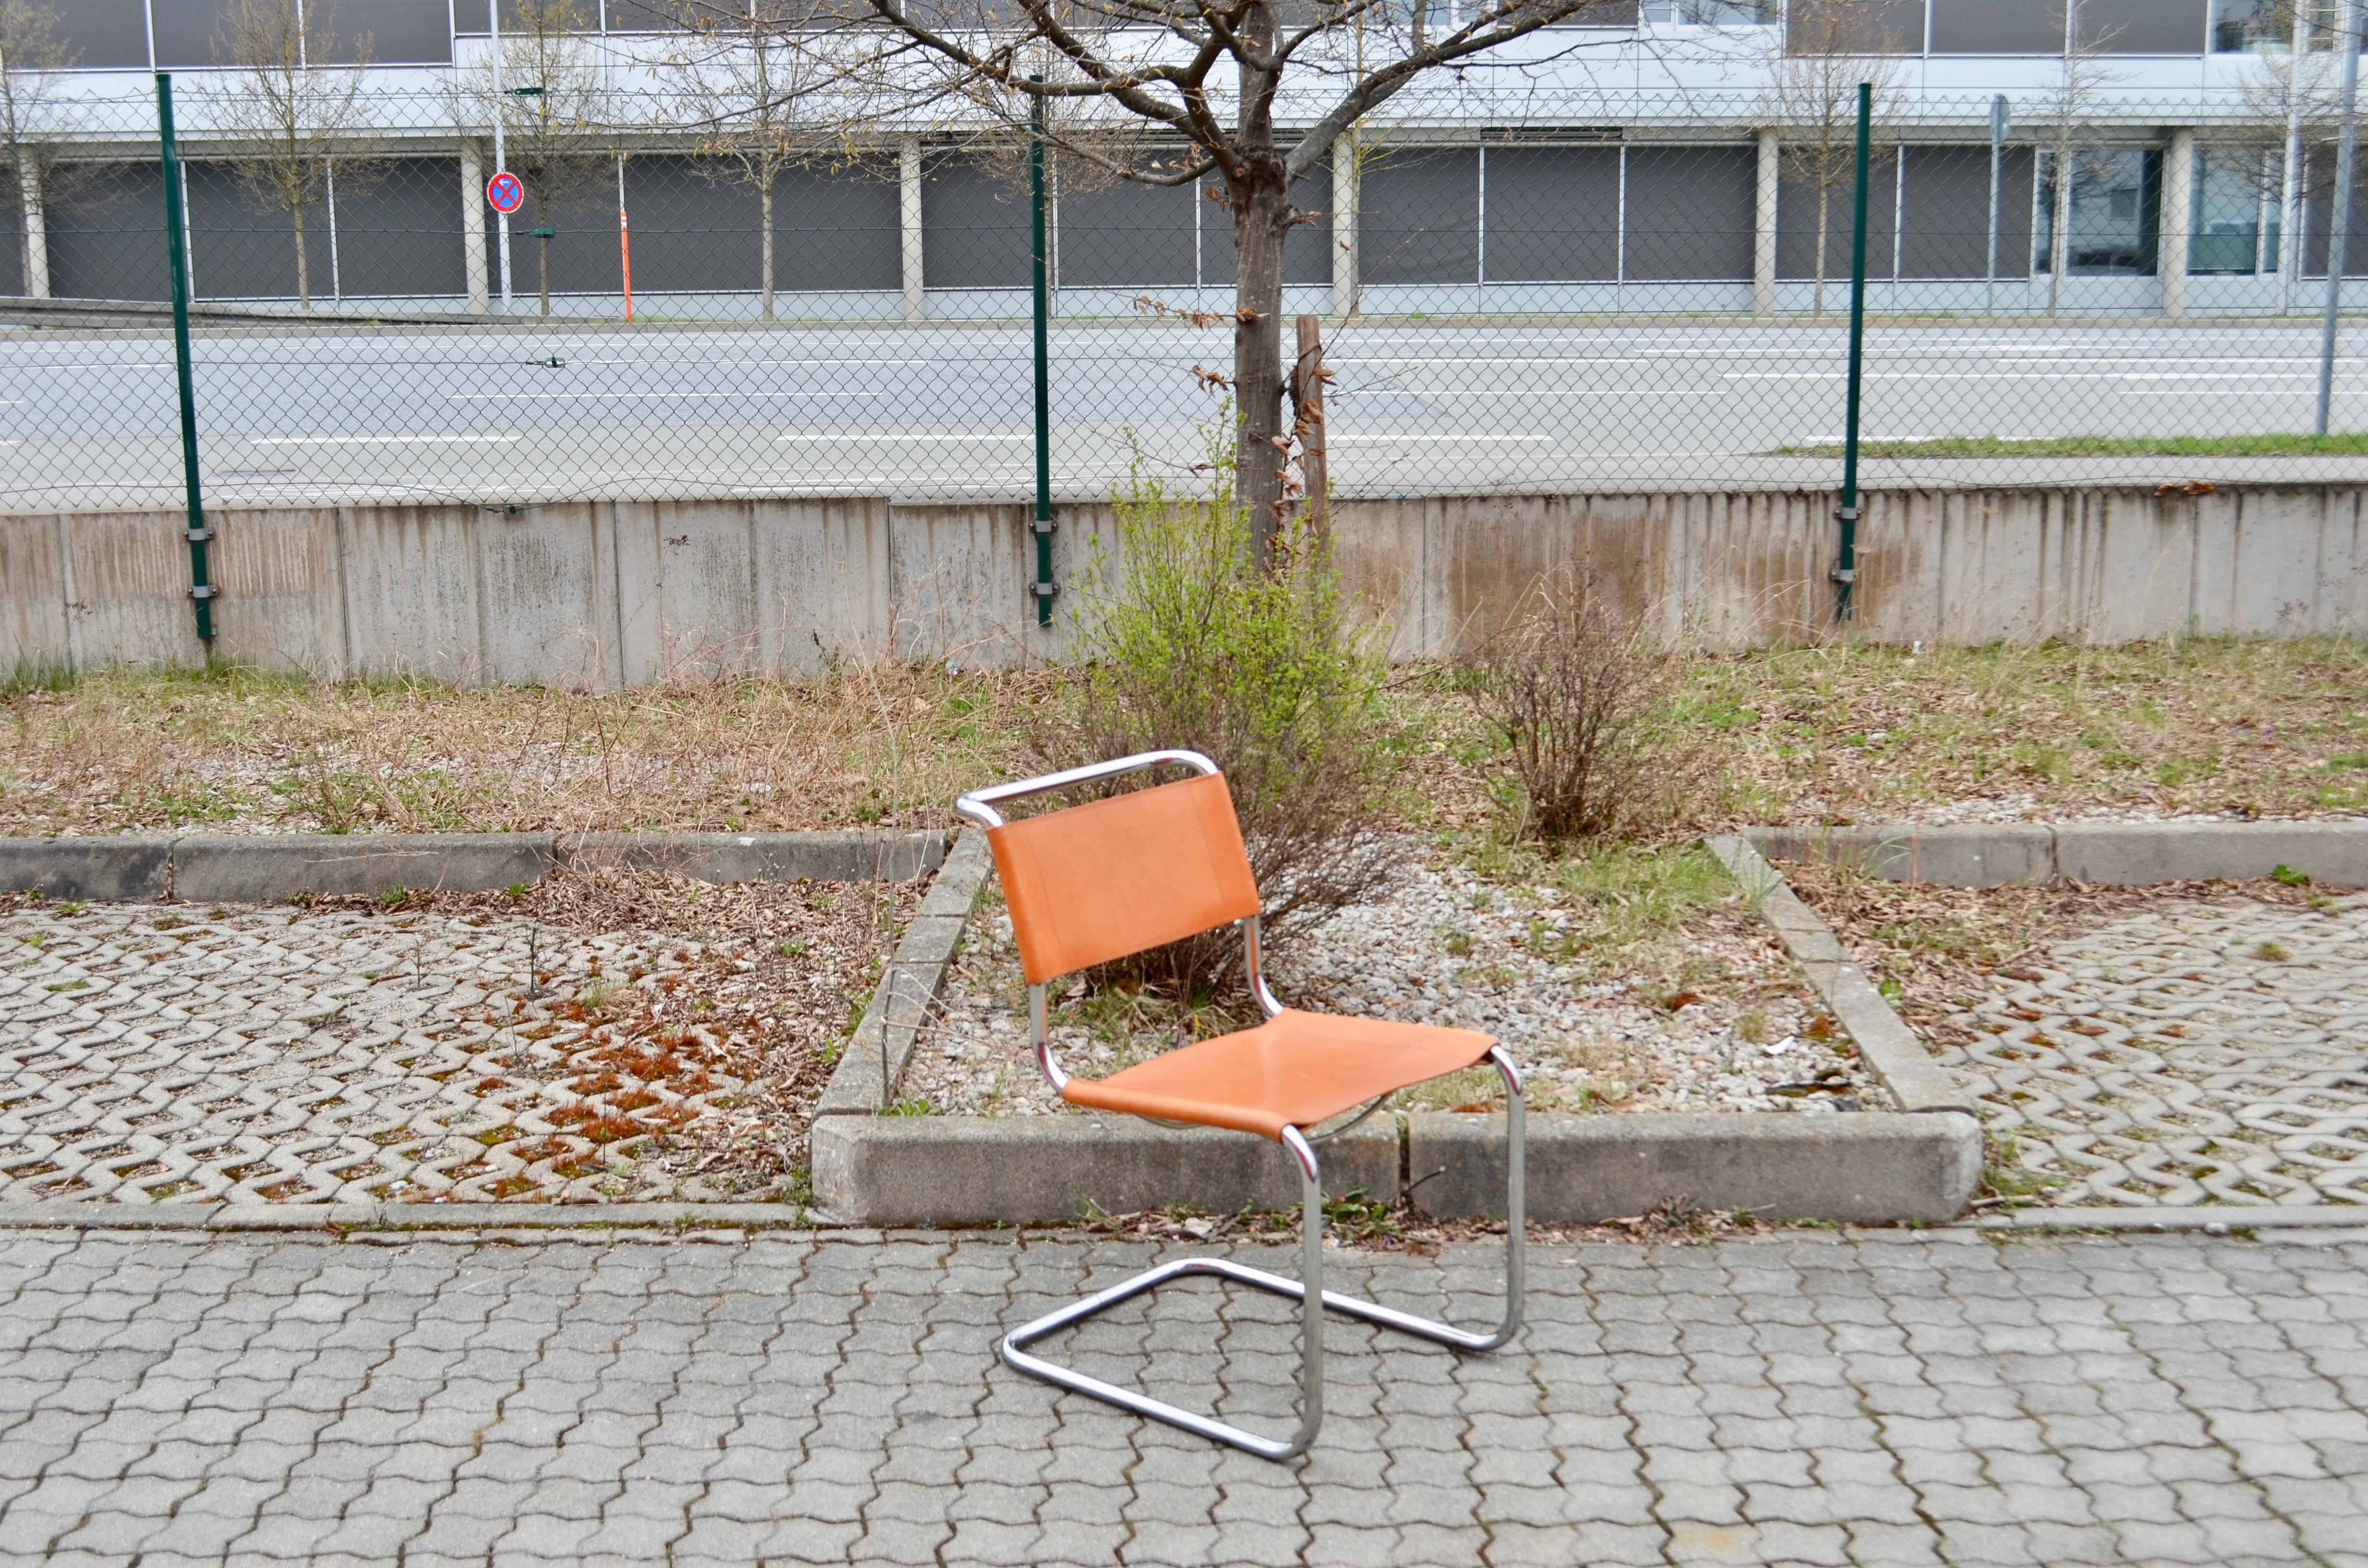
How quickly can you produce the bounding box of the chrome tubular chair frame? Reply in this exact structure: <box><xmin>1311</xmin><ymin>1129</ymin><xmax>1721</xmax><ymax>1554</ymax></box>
<box><xmin>955</xmin><ymin>751</ymin><xmax>1527</xmax><ymax>1462</ymax></box>
<box><xmin>999</xmin><ymin>1049</ymin><xmax>1525</xmax><ymax>1462</ymax></box>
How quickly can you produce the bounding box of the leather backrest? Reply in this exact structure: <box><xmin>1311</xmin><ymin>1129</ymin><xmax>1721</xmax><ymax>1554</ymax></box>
<box><xmin>987</xmin><ymin>771</ymin><xmax>1261</xmax><ymax>984</ymax></box>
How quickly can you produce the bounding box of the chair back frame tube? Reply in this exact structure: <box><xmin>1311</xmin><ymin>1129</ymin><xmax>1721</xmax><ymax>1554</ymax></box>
<box><xmin>953</xmin><ymin>748</ymin><xmax>1220</xmax><ymax>830</ymax></box>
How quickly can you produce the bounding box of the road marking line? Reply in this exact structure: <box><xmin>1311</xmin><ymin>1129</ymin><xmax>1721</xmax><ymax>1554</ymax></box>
<box><xmin>252</xmin><ymin>434</ymin><xmax>524</xmax><ymax>445</ymax></box>
<box><xmin>450</xmin><ymin>392</ymin><xmax>881</xmax><ymax>401</ymax></box>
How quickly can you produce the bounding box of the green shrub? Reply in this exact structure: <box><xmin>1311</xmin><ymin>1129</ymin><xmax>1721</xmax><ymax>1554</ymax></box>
<box><xmin>1036</xmin><ymin>449</ymin><xmax>1396</xmax><ymax>998</ymax></box>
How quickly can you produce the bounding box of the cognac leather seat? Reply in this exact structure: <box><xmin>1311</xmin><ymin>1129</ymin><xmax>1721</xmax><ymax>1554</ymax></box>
<box><xmin>1061</xmin><ymin>1008</ymin><xmax>1496</xmax><ymax>1141</ymax></box>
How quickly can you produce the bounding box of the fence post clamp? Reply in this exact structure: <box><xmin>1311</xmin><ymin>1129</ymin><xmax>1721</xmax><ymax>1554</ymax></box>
<box><xmin>1030</xmin><ymin>518</ymin><xmax>1057</xmax><ymax>537</ymax></box>
<box><xmin>185</xmin><ymin>527</ymin><xmax>214</xmax><ymax>543</ymax></box>
<box><xmin>188</xmin><ymin>584</ymin><xmax>219</xmax><ymax>600</ymax></box>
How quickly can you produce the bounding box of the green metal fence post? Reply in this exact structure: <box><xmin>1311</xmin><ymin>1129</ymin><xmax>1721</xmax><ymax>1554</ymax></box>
<box><xmin>1028</xmin><ymin>79</ymin><xmax>1055</xmax><ymax>627</ymax></box>
<box><xmin>155</xmin><ymin>72</ymin><xmax>216</xmax><ymax>648</ymax></box>
<box><xmin>1836</xmin><ymin>80</ymin><xmax>1873</xmax><ymax>625</ymax></box>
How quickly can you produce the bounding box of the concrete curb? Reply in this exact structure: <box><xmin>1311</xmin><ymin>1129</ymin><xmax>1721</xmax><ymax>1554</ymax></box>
<box><xmin>0</xmin><ymin>830</ymin><xmax>949</xmax><ymax>902</ymax></box>
<box><xmin>812</xmin><ymin>828</ymin><xmax>997</xmax><ymax>1118</ymax></box>
<box><xmin>0</xmin><ymin>1201</ymin><xmax>815</xmax><ymax>1232</ymax></box>
<box><xmin>1748</xmin><ymin>818</ymin><xmax>2368</xmax><ymax>889</ymax></box>
<box><xmin>1409</xmin><ymin>1110</ymin><xmax>1984</xmax><ymax>1225</ymax></box>
<box><xmin>1974</xmin><ymin>1207</ymin><xmax>2368</xmax><ymax>1232</ymax></box>
<box><xmin>799</xmin><ymin>829</ymin><xmax>1987</xmax><ymax>1227</ymax></box>
<box><xmin>810</xmin><ymin>1115</ymin><xmax>1402</xmax><ymax>1226</ymax></box>
<box><xmin>1708</xmin><ymin>835</ymin><xmax>1977</xmax><ymax>1117</ymax></box>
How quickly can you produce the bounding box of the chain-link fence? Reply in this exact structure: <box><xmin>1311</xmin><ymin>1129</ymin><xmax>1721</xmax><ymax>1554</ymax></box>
<box><xmin>8</xmin><ymin>80</ymin><xmax>2368</xmax><ymax>515</ymax></box>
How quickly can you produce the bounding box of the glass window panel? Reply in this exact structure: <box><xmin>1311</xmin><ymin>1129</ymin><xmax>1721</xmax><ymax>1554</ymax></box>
<box><xmin>2035</xmin><ymin>148</ymin><xmax>2161</xmax><ymax>274</ymax></box>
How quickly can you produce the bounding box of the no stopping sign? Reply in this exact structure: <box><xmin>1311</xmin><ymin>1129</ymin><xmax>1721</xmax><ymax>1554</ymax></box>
<box><xmin>486</xmin><ymin>171</ymin><xmax>525</xmax><ymax>214</ymax></box>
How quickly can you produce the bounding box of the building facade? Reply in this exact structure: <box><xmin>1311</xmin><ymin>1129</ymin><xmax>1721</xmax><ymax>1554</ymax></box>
<box><xmin>1</xmin><ymin>0</ymin><xmax>2358</xmax><ymax>320</ymax></box>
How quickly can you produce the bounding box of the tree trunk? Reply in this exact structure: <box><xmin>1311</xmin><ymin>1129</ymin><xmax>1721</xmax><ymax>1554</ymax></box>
<box><xmin>294</xmin><ymin>201</ymin><xmax>311</xmax><ymax>312</ymax></box>
<box><xmin>1813</xmin><ymin>185</ymin><xmax>1830</xmax><ymax>320</ymax></box>
<box><xmin>538</xmin><ymin>196</ymin><xmax>552</xmax><ymax>317</ymax></box>
<box><xmin>1226</xmin><ymin>2</ymin><xmax>1295</xmax><ymax>570</ymax></box>
<box><xmin>1232</xmin><ymin>157</ymin><xmax>1293</xmax><ymax>568</ymax></box>
<box><xmin>761</xmin><ymin>175</ymin><xmax>777</xmax><ymax>321</ymax></box>
<box><xmin>20</xmin><ymin>160</ymin><xmax>48</xmax><ymax>298</ymax></box>
<box><xmin>2049</xmin><ymin>150</ymin><xmax>2071</xmax><ymax>318</ymax></box>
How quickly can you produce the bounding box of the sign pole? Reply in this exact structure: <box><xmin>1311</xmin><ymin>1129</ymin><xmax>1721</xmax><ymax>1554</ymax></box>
<box><xmin>1028</xmin><ymin>79</ymin><xmax>1054</xmax><ymax>627</ymax></box>
<box><xmin>155</xmin><ymin>73</ymin><xmax>215</xmax><ymax>649</ymax></box>
<box><xmin>1836</xmin><ymin>80</ymin><xmax>1874</xmax><ymax>625</ymax></box>
<box><xmin>490</xmin><ymin>0</ymin><xmax>512</xmax><ymax>310</ymax></box>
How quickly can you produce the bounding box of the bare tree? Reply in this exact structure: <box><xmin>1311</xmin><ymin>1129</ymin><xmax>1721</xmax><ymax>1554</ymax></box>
<box><xmin>2034</xmin><ymin>2</ymin><xmax>2126</xmax><ymax>317</ymax></box>
<box><xmin>467</xmin><ymin>0</ymin><xmax>604</xmax><ymax>317</ymax></box>
<box><xmin>0</xmin><ymin>0</ymin><xmax>79</xmax><ymax>299</ymax></box>
<box><xmin>2210</xmin><ymin>15</ymin><xmax>2351</xmax><ymax>309</ymax></box>
<box><xmin>1757</xmin><ymin>0</ymin><xmax>1908</xmax><ymax>318</ymax></box>
<box><xmin>206</xmin><ymin>0</ymin><xmax>376</xmax><ymax>312</ymax></box>
<box><xmin>666</xmin><ymin>2</ymin><xmax>825</xmax><ymax>320</ymax></box>
<box><xmin>745</xmin><ymin>0</ymin><xmax>1633</xmax><ymax>561</ymax></box>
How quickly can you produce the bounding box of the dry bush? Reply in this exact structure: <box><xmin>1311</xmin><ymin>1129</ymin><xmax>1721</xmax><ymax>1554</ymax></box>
<box><xmin>1031</xmin><ymin>467</ymin><xmax>1398</xmax><ymax>1003</ymax></box>
<box><xmin>1471</xmin><ymin>570</ymin><xmax>1703</xmax><ymax>843</ymax></box>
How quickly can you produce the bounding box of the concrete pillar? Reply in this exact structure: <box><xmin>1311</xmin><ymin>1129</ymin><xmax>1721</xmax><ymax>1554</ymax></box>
<box><xmin>1754</xmin><ymin>128</ymin><xmax>1780</xmax><ymax>318</ymax></box>
<box><xmin>900</xmin><ymin>135</ymin><xmax>924</xmax><ymax>323</ymax></box>
<box><xmin>460</xmin><ymin>143</ymin><xmax>489</xmax><ymax>315</ymax></box>
<box><xmin>2162</xmin><ymin>127</ymin><xmax>2194</xmax><ymax>320</ymax></box>
<box><xmin>18</xmin><ymin>161</ymin><xmax>49</xmax><ymax>298</ymax></box>
<box><xmin>1332</xmin><ymin>135</ymin><xmax>1358</xmax><ymax>316</ymax></box>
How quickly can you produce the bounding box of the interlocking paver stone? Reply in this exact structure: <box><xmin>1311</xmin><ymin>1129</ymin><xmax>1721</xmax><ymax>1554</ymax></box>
<box><xmin>0</xmin><ymin>1227</ymin><xmax>2360</xmax><ymax>1564</ymax></box>
<box><xmin>0</xmin><ymin>903</ymin><xmax>751</xmax><ymax>1204</ymax></box>
<box><xmin>1938</xmin><ymin>892</ymin><xmax>2368</xmax><ymax>1208</ymax></box>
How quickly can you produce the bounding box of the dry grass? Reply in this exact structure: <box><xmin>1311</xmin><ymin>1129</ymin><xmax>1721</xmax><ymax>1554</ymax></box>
<box><xmin>1674</xmin><ymin>637</ymin><xmax>2368</xmax><ymax>827</ymax></box>
<box><xmin>0</xmin><ymin>662</ymin><xmax>1048</xmax><ymax>837</ymax></box>
<box><xmin>1</xmin><ymin>635</ymin><xmax>2361</xmax><ymax>839</ymax></box>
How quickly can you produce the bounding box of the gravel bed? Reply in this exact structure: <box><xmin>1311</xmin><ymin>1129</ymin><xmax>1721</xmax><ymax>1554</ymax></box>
<box><xmin>905</xmin><ymin>843</ymin><xmax>1878</xmax><ymax>1119</ymax></box>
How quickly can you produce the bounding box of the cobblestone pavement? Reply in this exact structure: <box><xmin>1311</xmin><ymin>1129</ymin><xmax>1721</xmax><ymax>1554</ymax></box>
<box><xmin>0</xmin><ymin>904</ymin><xmax>735</xmax><ymax>1205</ymax></box>
<box><xmin>1938</xmin><ymin>893</ymin><xmax>2368</xmax><ymax>1210</ymax></box>
<box><xmin>1</xmin><ymin>1227</ymin><xmax>2363</xmax><ymax>1568</ymax></box>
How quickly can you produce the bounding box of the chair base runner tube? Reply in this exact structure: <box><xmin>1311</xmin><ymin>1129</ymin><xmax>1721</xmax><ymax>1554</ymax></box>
<box><xmin>997</xmin><ymin>1052</ymin><xmax>1525</xmax><ymax>1462</ymax></box>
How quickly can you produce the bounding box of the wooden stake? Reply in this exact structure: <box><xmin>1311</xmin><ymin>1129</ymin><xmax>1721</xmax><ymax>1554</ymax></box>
<box><xmin>1292</xmin><ymin>314</ymin><xmax>1328</xmax><ymax>543</ymax></box>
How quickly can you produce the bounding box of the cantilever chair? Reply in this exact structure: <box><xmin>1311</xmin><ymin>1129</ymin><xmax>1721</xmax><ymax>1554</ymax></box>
<box><xmin>954</xmin><ymin>749</ymin><xmax>1524</xmax><ymax>1461</ymax></box>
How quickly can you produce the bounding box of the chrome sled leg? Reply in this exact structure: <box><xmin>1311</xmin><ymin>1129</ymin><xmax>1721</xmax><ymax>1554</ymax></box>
<box><xmin>998</xmin><ymin>1050</ymin><xmax>1526</xmax><ymax>1462</ymax></box>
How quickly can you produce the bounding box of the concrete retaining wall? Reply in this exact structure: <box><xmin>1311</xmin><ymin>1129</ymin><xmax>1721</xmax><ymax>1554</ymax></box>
<box><xmin>7</xmin><ymin>484</ymin><xmax>2363</xmax><ymax>684</ymax></box>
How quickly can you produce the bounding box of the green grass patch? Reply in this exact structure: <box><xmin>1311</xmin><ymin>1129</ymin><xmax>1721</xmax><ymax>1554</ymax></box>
<box><xmin>1774</xmin><ymin>433</ymin><xmax>2368</xmax><ymax>459</ymax></box>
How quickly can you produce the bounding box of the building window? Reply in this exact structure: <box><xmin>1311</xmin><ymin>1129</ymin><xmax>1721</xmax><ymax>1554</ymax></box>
<box><xmin>2212</xmin><ymin>0</ymin><xmax>2338</xmax><ymax>52</ymax></box>
<box><xmin>2188</xmin><ymin>150</ymin><xmax>2280</xmax><ymax>273</ymax></box>
<box><xmin>2036</xmin><ymin>149</ymin><xmax>2162</xmax><ymax>275</ymax></box>
<box><xmin>1643</xmin><ymin>1</ymin><xmax>1779</xmax><ymax>23</ymax></box>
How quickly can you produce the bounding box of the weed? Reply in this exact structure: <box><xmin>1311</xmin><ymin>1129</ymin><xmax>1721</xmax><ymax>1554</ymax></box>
<box><xmin>2271</xmin><ymin>864</ymin><xmax>2311</xmax><ymax>887</ymax></box>
<box><xmin>1554</xmin><ymin>844</ymin><xmax>1732</xmax><ymax>950</ymax></box>
<box><xmin>1467</xmin><ymin>566</ymin><xmax>1706</xmax><ymax>842</ymax></box>
<box><xmin>2253</xmin><ymin>941</ymin><xmax>2291</xmax><ymax>963</ymax></box>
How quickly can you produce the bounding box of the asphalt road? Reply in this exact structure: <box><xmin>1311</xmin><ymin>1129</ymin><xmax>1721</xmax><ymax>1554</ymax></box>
<box><xmin>6</xmin><ymin>318</ymin><xmax>2367</xmax><ymax>511</ymax></box>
